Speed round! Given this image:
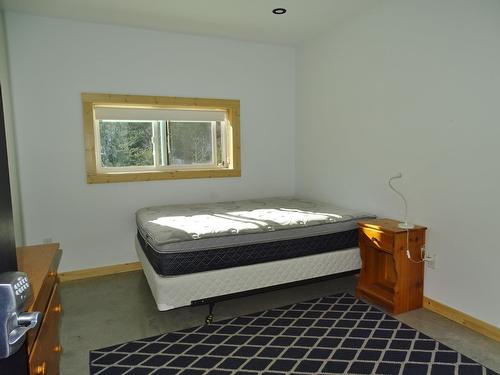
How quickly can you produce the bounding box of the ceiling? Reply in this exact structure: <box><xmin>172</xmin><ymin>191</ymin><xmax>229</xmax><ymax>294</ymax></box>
<box><xmin>0</xmin><ymin>0</ymin><xmax>376</xmax><ymax>45</ymax></box>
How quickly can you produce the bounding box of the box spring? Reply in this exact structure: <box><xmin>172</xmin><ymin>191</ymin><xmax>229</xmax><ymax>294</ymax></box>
<box><xmin>135</xmin><ymin>237</ymin><xmax>361</xmax><ymax>311</ymax></box>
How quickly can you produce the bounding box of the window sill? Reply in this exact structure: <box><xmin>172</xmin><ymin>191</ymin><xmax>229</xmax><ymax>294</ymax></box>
<box><xmin>86</xmin><ymin>168</ymin><xmax>241</xmax><ymax>184</ymax></box>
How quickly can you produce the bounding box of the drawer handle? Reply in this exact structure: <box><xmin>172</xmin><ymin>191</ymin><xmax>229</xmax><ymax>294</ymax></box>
<box><xmin>54</xmin><ymin>344</ymin><xmax>62</xmax><ymax>353</ymax></box>
<box><xmin>54</xmin><ymin>304</ymin><xmax>62</xmax><ymax>313</ymax></box>
<box><xmin>36</xmin><ymin>362</ymin><xmax>46</xmax><ymax>375</ymax></box>
<box><xmin>48</xmin><ymin>271</ymin><xmax>57</xmax><ymax>277</ymax></box>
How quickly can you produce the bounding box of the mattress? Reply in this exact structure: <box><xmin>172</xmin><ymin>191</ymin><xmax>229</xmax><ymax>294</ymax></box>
<box><xmin>136</xmin><ymin>197</ymin><xmax>374</xmax><ymax>276</ymax></box>
<box><xmin>136</xmin><ymin>237</ymin><xmax>361</xmax><ymax>311</ymax></box>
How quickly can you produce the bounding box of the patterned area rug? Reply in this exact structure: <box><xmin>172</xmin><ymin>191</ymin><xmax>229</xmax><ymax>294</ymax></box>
<box><xmin>90</xmin><ymin>293</ymin><xmax>497</xmax><ymax>374</ymax></box>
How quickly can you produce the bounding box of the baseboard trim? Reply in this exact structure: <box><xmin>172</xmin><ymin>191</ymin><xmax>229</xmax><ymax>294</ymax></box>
<box><xmin>423</xmin><ymin>296</ymin><xmax>500</xmax><ymax>342</ymax></box>
<box><xmin>59</xmin><ymin>262</ymin><xmax>142</xmax><ymax>282</ymax></box>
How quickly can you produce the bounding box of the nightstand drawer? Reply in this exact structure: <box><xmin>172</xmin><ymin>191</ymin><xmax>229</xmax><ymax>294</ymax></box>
<box><xmin>360</xmin><ymin>227</ymin><xmax>393</xmax><ymax>252</ymax></box>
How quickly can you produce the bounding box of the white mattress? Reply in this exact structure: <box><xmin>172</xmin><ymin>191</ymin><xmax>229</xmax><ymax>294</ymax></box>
<box><xmin>136</xmin><ymin>237</ymin><xmax>361</xmax><ymax>311</ymax></box>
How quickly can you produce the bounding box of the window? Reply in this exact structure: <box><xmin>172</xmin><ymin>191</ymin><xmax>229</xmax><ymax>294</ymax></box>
<box><xmin>82</xmin><ymin>94</ymin><xmax>240</xmax><ymax>183</ymax></box>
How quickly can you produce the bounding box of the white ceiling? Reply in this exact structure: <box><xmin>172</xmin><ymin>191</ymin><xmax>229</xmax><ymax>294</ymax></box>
<box><xmin>0</xmin><ymin>0</ymin><xmax>377</xmax><ymax>45</ymax></box>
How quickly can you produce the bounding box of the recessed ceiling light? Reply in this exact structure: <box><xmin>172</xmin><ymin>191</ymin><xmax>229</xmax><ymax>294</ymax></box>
<box><xmin>272</xmin><ymin>8</ymin><xmax>287</xmax><ymax>15</ymax></box>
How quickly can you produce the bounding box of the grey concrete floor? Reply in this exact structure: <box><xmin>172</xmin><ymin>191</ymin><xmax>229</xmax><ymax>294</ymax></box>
<box><xmin>60</xmin><ymin>271</ymin><xmax>500</xmax><ymax>374</ymax></box>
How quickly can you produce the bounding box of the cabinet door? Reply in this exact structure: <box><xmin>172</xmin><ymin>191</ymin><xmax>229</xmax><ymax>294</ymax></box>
<box><xmin>29</xmin><ymin>283</ymin><xmax>61</xmax><ymax>375</ymax></box>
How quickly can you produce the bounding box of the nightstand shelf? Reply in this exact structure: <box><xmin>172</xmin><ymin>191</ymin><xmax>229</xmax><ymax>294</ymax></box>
<box><xmin>356</xmin><ymin>219</ymin><xmax>427</xmax><ymax>314</ymax></box>
<box><xmin>357</xmin><ymin>283</ymin><xmax>393</xmax><ymax>307</ymax></box>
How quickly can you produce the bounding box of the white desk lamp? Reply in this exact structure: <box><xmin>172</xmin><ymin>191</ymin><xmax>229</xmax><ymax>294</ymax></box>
<box><xmin>388</xmin><ymin>173</ymin><xmax>414</xmax><ymax>229</ymax></box>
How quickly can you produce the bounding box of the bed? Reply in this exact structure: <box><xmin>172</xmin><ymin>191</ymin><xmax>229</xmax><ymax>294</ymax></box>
<box><xmin>135</xmin><ymin>197</ymin><xmax>374</xmax><ymax>311</ymax></box>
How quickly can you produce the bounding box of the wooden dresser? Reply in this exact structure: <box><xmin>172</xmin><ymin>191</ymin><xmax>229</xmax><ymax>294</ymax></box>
<box><xmin>356</xmin><ymin>219</ymin><xmax>427</xmax><ymax>314</ymax></box>
<box><xmin>17</xmin><ymin>243</ymin><xmax>62</xmax><ymax>375</ymax></box>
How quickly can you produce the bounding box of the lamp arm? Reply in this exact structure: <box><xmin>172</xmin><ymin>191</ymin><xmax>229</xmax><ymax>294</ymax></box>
<box><xmin>388</xmin><ymin>175</ymin><xmax>408</xmax><ymax>224</ymax></box>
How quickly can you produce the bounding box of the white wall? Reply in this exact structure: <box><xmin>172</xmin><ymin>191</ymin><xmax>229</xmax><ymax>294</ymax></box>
<box><xmin>7</xmin><ymin>2</ymin><xmax>499</xmax><ymax>327</ymax></box>
<box><xmin>296</xmin><ymin>0</ymin><xmax>500</xmax><ymax>326</ymax></box>
<box><xmin>6</xmin><ymin>13</ymin><xmax>295</xmax><ymax>272</ymax></box>
<box><xmin>0</xmin><ymin>12</ymin><xmax>23</xmax><ymax>245</ymax></box>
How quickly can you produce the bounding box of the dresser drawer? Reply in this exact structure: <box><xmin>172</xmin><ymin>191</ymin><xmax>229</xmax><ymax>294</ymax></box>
<box><xmin>29</xmin><ymin>283</ymin><xmax>62</xmax><ymax>375</ymax></box>
<box><xmin>27</xmin><ymin>261</ymin><xmax>58</xmax><ymax>353</ymax></box>
<box><xmin>360</xmin><ymin>227</ymin><xmax>394</xmax><ymax>253</ymax></box>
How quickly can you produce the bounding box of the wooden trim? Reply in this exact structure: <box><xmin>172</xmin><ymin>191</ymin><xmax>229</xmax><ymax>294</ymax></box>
<box><xmin>423</xmin><ymin>296</ymin><xmax>500</xmax><ymax>342</ymax></box>
<box><xmin>82</xmin><ymin>98</ymin><xmax>97</xmax><ymax>181</ymax></box>
<box><xmin>82</xmin><ymin>93</ymin><xmax>240</xmax><ymax>109</ymax></box>
<box><xmin>58</xmin><ymin>262</ymin><xmax>142</xmax><ymax>283</ymax></box>
<box><xmin>86</xmin><ymin>168</ymin><xmax>241</xmax><ymax>184</ymax></box>
<box><xmin>82</xmin><ymin>93</ymin><xmax>241</xmax><ymax>184</ymax></box>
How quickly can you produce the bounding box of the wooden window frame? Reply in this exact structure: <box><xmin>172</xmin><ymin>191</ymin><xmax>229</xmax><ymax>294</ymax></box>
<box><xmin>82</xmin><ymin>93</ymin><xmax>241</xmax><ymax>184</ymax></box>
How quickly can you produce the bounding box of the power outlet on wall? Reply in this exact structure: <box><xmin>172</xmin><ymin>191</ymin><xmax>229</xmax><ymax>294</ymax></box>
<box><xmin>426</xmin><ymin>253</ymin><xmax>437</xmax><ymax>269</ymax></box>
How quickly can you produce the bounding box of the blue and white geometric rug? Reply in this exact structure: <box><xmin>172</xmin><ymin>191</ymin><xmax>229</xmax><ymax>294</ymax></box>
<box><xmin>89</xmin><ymin>293</ymin><xmax>498</xmax><ymax>374</ymax></box>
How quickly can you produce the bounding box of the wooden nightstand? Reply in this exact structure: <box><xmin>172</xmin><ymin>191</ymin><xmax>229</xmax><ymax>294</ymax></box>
<box><xmin>356</xmin><ymin>219</ymin><xmax>427</xmax><ymax>314</ymax></box>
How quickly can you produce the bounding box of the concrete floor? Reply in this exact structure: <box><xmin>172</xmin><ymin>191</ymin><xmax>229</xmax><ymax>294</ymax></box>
<box><xmin>60</xmin><ymin>271</ymin><xmax>500</xmax><ymax>374</ymax></box>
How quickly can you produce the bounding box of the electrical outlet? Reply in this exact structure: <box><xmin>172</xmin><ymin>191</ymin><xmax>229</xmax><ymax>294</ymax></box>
<box><xmin>42</xmin><ymin>237</ymin><xmax>53</xmax><ymax>244</ymax></box>
<box><xmin>426</xmin><ymin>254</ymin><xmax>436</xmax><ymax>269</ymax></box>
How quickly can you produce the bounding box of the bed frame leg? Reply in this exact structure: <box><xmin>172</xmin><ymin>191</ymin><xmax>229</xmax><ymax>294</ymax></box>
<box><xmin>205</xmin><ymin>303</ymin><xmax>215</xmax><ymax>325</ymax></box>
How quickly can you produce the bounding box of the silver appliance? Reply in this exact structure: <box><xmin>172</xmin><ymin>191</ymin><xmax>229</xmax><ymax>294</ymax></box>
<box><xmin>0</xmin><ymin>272</ymin><xmax>41</xmax><ymax>359</ymax></box>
